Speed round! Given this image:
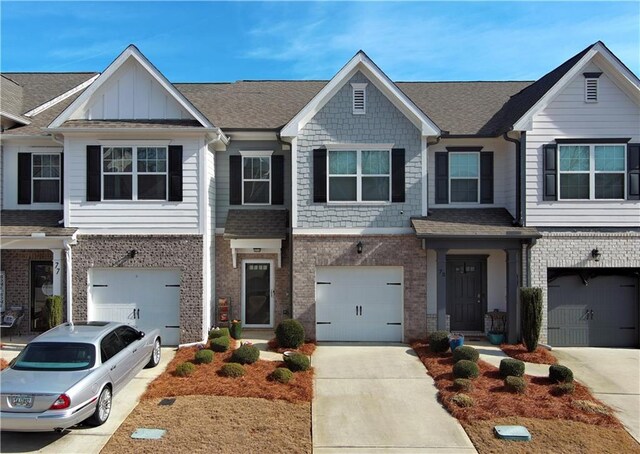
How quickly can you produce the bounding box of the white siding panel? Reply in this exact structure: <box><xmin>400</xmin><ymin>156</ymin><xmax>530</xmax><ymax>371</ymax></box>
<box><xmin>525</xmin><ymin>60</ymin><xmax>640</xmax><ymax>227</ymax></box>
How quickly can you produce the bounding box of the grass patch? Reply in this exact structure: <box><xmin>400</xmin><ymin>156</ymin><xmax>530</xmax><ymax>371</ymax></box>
<box><xmin>499</xmin><ymin>343</ymin><xmax>558</xmax><ymax>365</ymax></box>
<box><xmin>267</xmin><ymin>338</ymin><xmax>317</xmax><ymax>356</ymax></box>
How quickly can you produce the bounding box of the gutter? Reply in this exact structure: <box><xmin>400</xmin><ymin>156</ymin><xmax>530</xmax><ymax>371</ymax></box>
<box><xmin>503</xmin><ymin>130</ymin><xmax>523</xmax><ymax>226</ymax></box>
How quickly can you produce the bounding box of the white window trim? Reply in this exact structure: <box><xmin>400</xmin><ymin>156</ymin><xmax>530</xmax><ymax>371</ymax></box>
<box><xmin>241</xmin><ymin>154</ymin><xmax>272</xmax><ymax>206</ymax></box>
<box><xmin>585</xmin><ymin>78</ymin><xmax>599</xmax><ymax>103</ymax></box>
<box><xmin>448</xmin><ymin>151</ymin><xmax>480</xmax><ymax>204</ymax></box>
<box><xmin>326</xmin><ymin>147</ymin><xmax>391</xmax><ymax>204</ymax></box>
<box><xmin>558</xmin><ymin>144</ymin><xmax>627</xmax><ymax>201</ymax></box>
<box><xmin>31</xmin><ymin>152</ymin><xmax>62</xmax><ymax>204</ymax></box>
<box><xmin>100</xmin><ymin>145</ymin><xmax>168</xmax><ymax>201</ymax></box>
<box><xmin>351</xmin><ymin>82</ymin><xmax>367</xmax><ymax>115</ymax></box>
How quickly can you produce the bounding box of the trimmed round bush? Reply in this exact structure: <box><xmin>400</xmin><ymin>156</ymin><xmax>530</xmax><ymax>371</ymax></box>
<box><xmin>270</xmin><ymin>367</ymin><xmax>294</xmax><ymax>384</ymax></box>
<box><xmin>428</xmin><ymin>331</ymin><xmax>451</xmax><ymax>353</ymax></box>
<box><xmin>452</xmin><ymin>359</ymin><xmax>479</xmax><ymax>379</ymax></box>
<box><xmin>451</xmin><ymin>393</ymin><xmax>474</xmax><ymax>408</ymax></box>
<box><xmin>175</xmin><ymin>361</ymin><xmax>196</xmax><ymax>377</ymax></box>
<box><xmin>209</xmin><ymin>336</ymin><xmax>231</xmax><ymax>352</ymax></box>
<box><xmin>219</xmin><ymin>363</ymin><xmax>245</xmax><ymax>378</ymax></box>
<box><xmin>452</xmin><ymin>346</ymin><xmax>479</xmax><ymax>363</ymax></box>
<box><xmin>499</xmin><ymin>358</ymin><xmax>525</xmax><ymax>378</ymax></box>
<box><xmin>230</xmin><ymin>344</ymin><xmax>260</xmax><ymax>365</ymax></box>
<box><xmin>553</xmin><ymin>382</ymin><xmax>575</xmax><ymax>396</ymax></box>
<box><xmin>549</xmin><ymin>364</ymin><xmax>574</xmax><ymax>383</ymax></box>
<box><xmin>452</xmin><ymin>378</ymin><xmax>474</xmax><ymax>392</ymax></box>
<box><xmin>504</xmin><ymin>375</ymin><xmax>527</xmax><ymax>394</ymax></box>
<box><xmin>209</xmin><ymin>327</ymin><xmax>230</xmax><ymax>339</ymax></box>
<box><xmin>194</xmin><ymin>349</ymin><xmax>214</xmax><ymax>364</ymax></box>
<box><xmin>275</xmin><ymin>319</ymin><xmax>305</xmax><ymax>348</ymax></box>
<box><xmin>283</xmin><ymin>352</ymin><xmax>311</xmax><ymax>372</ymax></box>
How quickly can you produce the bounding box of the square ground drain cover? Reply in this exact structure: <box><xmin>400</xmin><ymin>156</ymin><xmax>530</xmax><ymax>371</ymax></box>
<box><xmin>494</xmin><ymin>425</ymin><xmax>531</xmax><ymax>441</ymax></box>
<box><xmin>158</xmin><ymin>398</ymin><xmax>176</xmax><ymax>406</ymax></box>
<box><xmin>131</xmin><ymin>428</ymin><xmax>166</xmax><ymax>440</ymax></box>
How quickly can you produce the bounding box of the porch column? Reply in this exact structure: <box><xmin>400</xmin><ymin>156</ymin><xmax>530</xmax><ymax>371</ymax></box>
<box><xmin>505</xmin><ymin>248</ymin><xmax>521</xmax><ymax>343</ymax></box>
<box><xmin>436</xmin><ymin>248</ymin><xmax>448</xmax><ymax>330</ymax></box>
<box><xmin>51</xmin><ymin>249</ymin><xmax>63</xmax><ymax>297</ymax></box>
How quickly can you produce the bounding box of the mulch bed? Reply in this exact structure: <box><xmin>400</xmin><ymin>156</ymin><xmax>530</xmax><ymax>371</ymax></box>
<box><xmin>500</xmin><ymin>343</ymin><xmax>558</xmax><ymax>365</ymax></box>
<box><xmin>267</xmin><ymin>338</ymin><xmax>317</xmax><ymax>356</ymax></box>
<box><xmin>0</xmin><ymin>359</ymin><xmax>8</xmax><ymax>370</ymax></box>
<box><xmin>143</xmin><ymin>344</ymin><xmax>313</xmax><ymax>403</ymax></box>
<box><xmin>411</xmin><ymin>340</ymin><xmax>619</xmax><ymax>427</ymax></box>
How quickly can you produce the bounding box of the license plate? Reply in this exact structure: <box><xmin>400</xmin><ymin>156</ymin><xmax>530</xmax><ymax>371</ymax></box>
<box><xmin>9</xmin><ymin>394</ymin><xmax>33</xmax><ymax>408</ymax></box>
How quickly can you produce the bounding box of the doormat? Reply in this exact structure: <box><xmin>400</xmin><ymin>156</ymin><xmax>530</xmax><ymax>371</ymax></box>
<box><xmin>494</xmin><ymin>425</ymin><xmax>531</xmax><ymax>441</ymax></box>
<box><xmin>131</xmin><ymin>428</ymin><xmax>166</xmax><ymax>440</ymax></box>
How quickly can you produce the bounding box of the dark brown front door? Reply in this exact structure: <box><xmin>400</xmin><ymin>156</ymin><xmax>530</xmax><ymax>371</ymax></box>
<box><xmin>31</xmin><ymin>261</ymin><xmax>53</xmax><ymax>332</ymax></box>
<box><xmin>447</xmin><ymin>257</ymin><xmax>486</xmax><ymax>331</ymax></box>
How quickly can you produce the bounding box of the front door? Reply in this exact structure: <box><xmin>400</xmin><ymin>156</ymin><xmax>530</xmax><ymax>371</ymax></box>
<box><xmin>447</xmin><ymin>257</ymin><xmax>486</xmax><ymax>331</ymax></box>
<box><xmin>31</xmin><ymin>261</ymin><xmax>53</xmax><ymax>332</ymax></box>
<box><xmin>243</xmin><ymin>261</ymin><xmax>273</xmax><ymax>327</ymax></box>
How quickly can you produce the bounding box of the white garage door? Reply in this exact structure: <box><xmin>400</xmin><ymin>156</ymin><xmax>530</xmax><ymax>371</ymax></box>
<box><xmin>316</xmin><ymin>266</ymin><xmax>403</xmax><ymax>342</ymax></box>
<box><xmin>88</xmin><ymin>268</ymin><xmax>181</xmax><ymax>345</ymax></box>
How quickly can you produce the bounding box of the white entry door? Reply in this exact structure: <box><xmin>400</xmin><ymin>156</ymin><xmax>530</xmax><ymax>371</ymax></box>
<box><xmin>315</xmin><ymin>266</ymin><xmax>403</xmax><ymax>342</ymax></box>
<box><xmin>88</xmin><ymin>268</ymin><xmax>181</xmax><ymax>345</ymax></box>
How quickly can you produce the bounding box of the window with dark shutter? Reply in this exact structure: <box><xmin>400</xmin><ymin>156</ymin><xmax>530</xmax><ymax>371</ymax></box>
<box><xmin>391</xmin><ymin>148</ymin><xmax>405</xmax><ymax>203</ymax></box>
<box><xmin>628</xmin><ymin>143</ymin><xmax>640</xmax><ymax>200</ymax></box>
<box><xmin>480</xmin><ymin>152</ymin><xmax>494</xmax><ymax>204</ymax></box>
<box><xmin>434</xmin><ymin>152</ymin><xmax>448</xmax><ymax>204</ymax></box>
<box><xmin>168</xmin><ymin>145</ymin><xmax>183</xmax><ymax>201</ymax></box>
<box><xmin>229</xmin><ymin>155</ymin><xmax>242</xmax><ymax>205</ymax></box>
<box><xmin>543</xmin><ymin>144</ymin><xmax>557</xmax><ymax>201</ymax></box>
<box><xmin>17</xmin><ymin>153</ymin><xmax>32</xmax><ymax>204</ymax></box>
<box><xmin>271</xmin><ymin>155</ymin><xmax>284</xmax><ymax>205</ymax></box>
<box><xmin>313</xmin><ymin>149</ymin><xmax>327</xmax><ymax>203</ymax></box>
<box><xmin>86</xmin><ymin>145</ymin><xmax>101</xmax><ymax>201</ymax></box>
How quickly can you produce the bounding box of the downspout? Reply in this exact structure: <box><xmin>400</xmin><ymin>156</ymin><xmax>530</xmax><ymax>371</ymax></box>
<box><xmin>63</xmin><ymin>236</ymin><xmax>77</xmax><ymax>323</ymax></box>
<box><xmin>503</xmin><ymin>130</ymin><xmax>522</xmax><ymax>226</ymax></box>
<box><xmin>276</xmin><ymin>132</ymin><xmax>294</xmax><ymax>320</ymax></box>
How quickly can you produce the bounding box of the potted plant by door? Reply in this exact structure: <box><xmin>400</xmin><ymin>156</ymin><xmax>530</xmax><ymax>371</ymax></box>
<box><xmin>449</xmin><ymin>333</ymin><xmax>464</xmax><ymax>351</ymax></box>
<box><xmin>229</xmin><ymin>319</ymin><xmax>242</xmax><ymax>339</ymax></box>
<box><xmin>487</xmin><ymin>309</ymin><xmax>506</xmax><ymax>345</ymax></box>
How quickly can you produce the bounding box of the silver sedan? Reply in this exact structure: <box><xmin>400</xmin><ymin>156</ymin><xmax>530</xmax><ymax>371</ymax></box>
<box><xmin>0</xmin><ymin>321</ymin><xmax>161</xmax><ymax>432</ymax></box>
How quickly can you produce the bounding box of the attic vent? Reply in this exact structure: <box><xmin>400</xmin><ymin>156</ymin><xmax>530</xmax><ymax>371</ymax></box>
<box><xmin>585</xmin><ymin>78</ymin><xmax>598</xmax><ymax>102</ymax></box>
<box><xmin>351</xmin><ymin>83</ymin><xmax>367</xmax><ymax>114</ymax></box>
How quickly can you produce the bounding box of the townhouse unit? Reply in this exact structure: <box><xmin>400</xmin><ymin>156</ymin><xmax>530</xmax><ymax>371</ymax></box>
<box><xmin>1</xmin><ymin>41</ymin><xmax>638</xmax><ymax>348</ymax></box>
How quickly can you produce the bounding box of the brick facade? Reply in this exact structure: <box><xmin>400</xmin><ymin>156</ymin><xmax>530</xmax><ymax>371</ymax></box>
<box><xmin>292</xmin><ymin>234</ymin><xmax>427</xmax><ymax>341</ymax></box>
<box><xmin>214</xmin><ymin>234</ymin><xmax>291</xmax><ymax>329</ymax></box>
<box><xmin>71</xmin><ymin>235</ymin><xmax>204</xmax><ymax>343</ymax></box>
<box><xmin>529</xmin><ymin>229</ymin><xmax>640</xmax><ymax>343</ymax></box>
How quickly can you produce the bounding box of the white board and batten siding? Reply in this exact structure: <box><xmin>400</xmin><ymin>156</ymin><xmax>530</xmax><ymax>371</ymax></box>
<box><xmin>526</xmin><ymin>61</ymin><xmax>640</xmax><ymax>227</ymax></box>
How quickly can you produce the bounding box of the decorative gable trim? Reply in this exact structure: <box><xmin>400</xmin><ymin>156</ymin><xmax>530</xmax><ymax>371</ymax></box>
<box><xmin>281</xmin><ymin>51</ymin><xmax>440</xmax><ymax>137</ymax></box>
<box><xmin>24</xmin><ymin>74</ymin><xmax>99</xmax><ymax>117</ymax></box>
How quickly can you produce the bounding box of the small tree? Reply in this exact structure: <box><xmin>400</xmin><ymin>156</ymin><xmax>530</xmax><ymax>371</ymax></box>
<box><xmin>45</xmin><ymin>295</ymin><xmax>63</xmax><ymax>329</ymax></box>
<box><xmin>520</xmin><ymin>287</ymin><xmax>543</xmax><ymax>352</ymax></box>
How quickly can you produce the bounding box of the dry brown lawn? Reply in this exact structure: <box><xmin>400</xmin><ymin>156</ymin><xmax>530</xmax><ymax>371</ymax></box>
<box><xmin>500</xmin><ymin>343</ymin><xmax>558</xmax><ymax>365</ymax></box>
<box><xmin>101</xmin><ymin>395</ymin><xmax>311</xmax><ymax>454</ymax></box>
<box><xmin>463</xmin><ymin>417</ymin><xmax>640</xmax><ymax>453</ymax></box>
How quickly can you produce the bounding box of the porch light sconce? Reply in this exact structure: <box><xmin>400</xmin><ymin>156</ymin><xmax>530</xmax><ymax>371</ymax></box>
<box><xmin>128</xmin><ymin>250</ymin><xmax>136</xmax><ymax>259</ymax></box>
<box><xmin>591</xmin><ymin>248</ymin><xmax>601</xmax><ymax>262</ymax></box>
<box><xmin>356</xmin><ymin>241</ymin><xmax>363</xmax><ymax>254</ymax></box>
<box><xmin>253</xmin><ymin>248</ymin><xmax>262</xmax><ymax>253</ymax></box>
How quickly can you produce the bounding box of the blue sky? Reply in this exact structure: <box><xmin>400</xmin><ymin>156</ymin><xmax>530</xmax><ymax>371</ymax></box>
<box><xmin>1</xmin><ymin>2</ymin><xmax>638</xmax><ymax>82</ymax></box>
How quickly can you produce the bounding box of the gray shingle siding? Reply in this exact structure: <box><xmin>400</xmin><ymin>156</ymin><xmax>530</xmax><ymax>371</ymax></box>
<box><xmin>297</xmin><ymin>71</ymin><xmax>422</xmax><ymax>228</ymax></box>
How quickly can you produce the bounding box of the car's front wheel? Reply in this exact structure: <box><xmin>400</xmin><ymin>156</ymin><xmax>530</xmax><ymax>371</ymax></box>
<box><xmin>145</xmin><ymin>338</ymin><xmax>161</xmax><ymax>368</ymax></box>
<box><xmin>86</xmin><ymin>386</ymin><xmax>112</xmax><ymax>426</ymax></box>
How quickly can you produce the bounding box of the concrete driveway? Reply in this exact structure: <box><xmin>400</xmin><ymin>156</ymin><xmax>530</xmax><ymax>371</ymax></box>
<box><xmin>554</xmin><ymin>347</ymin><xmax>640</xmax><ymax>443</ymax></box>
<box><xmin>0</xmin><ymin>347</ymin><xmax>175</xmax><ymax>453</ymax></box>
<box><xmin>312</xmin><ymin>343</ymin><xmax>476</xmax><ymax>453</ymax></box>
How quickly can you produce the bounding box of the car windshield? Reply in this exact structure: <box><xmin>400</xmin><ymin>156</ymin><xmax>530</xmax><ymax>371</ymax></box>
<box><xmin>12</xmin><ymin>342</ymin><xmax>96</xmax><ymax>371</ymax></box>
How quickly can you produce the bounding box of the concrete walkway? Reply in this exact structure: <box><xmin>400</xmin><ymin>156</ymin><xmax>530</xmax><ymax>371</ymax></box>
<box><xmin>465</xmin><ymin>341</ymin><xmax>550</xmax><ymax>377</ymax></box>
<box><xmin>312</xmin><ymin>343</ymin><xmax>476</xmax><ymax>453</ymax></box>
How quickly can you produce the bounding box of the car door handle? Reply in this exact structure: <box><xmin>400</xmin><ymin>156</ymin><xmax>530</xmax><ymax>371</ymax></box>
<box><xmin>132</xmin><ymin>349</ymin><xmax>137</xmax><ymax>354</ymax></box>
<box><xmin>110</xmin><ymin>365</ymin><xmax>116</xmax><ymax>371</ymax></box>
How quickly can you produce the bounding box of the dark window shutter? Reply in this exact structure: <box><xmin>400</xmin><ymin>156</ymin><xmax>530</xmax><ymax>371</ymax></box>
<box><xmin>86</xmin><ymin>146</ymin><xmax>101</xmax><ymax>202</ymax></box>
<box><xmin>628</xmin><ymin>143</ymin><xmax>640</xmax><ymax>200</ymax></box>
<box><xmin>271</xmin><ymin>155</ymin><xmax>285</xmax><ymax>205</ymax></box>
<box><xmin>168</xmin><ymin>145</ymin><xmax>183</xmax><ymax>202</ymax></box>
<box><xmin>229</xmin><ymin>155</ymin><xmax>242</xmax><ymax>205</ymax></box>
<box><xmin>480</xmin><ymin>151</ymin><xmax>494</xmax><ymax>204</ymax></box>
<box><xmin>313</xmin><ymin>149</ymin><xmax>327</xmax><ymax>203</ymax></box>
<box><xmin>391</xmin><ymin>148</ymin><xmax>405</xmax><ymax>203</ymax></box>
<box><xmin>17</xmin><ymin>153</ymin><xmax>32</xmax><ymax>204</ymax></box>
<box><xmin>543</xmin><ymin>144</ymin><xmax>557</xmax><ymax>201</ymax></box>
<box><xmin>434</xmin><ymin>152</ymin><xmax>448</xmax><ymax>204</ymax></box>
<box><xmin>59</xmin><ymin>152</ymin><xmax>64</xmax><ymax>203</ymax></box>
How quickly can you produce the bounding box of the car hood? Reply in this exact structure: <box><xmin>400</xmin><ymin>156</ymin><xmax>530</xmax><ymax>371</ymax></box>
<box><xmin>0</xmin><ymin>368</ymin><xmax>92</xmax><ymax>395</ymax></box>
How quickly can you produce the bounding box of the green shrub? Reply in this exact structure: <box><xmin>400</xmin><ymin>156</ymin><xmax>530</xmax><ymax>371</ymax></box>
<box><xmin>549</xmin><ymin>364</ymin><xmax>574</xmax><ymax>383</ymax></box>
<box><xmin>553</xmin><ymin>382</ymin><xmax>575</xmax><ymax>396</ymax></box>
<box><xmin>504</xmin><ymin>375</ymin><xmax>527</xmax><ymax>394</ymax></box>
<box><xmin>210</xmin><ymin>336</ymin><xmax>231</xmax><ymax>352</ymax></box>
<box><xmin>230</xmin><ymin>344</ymin><xmax>260</xmax><ymax>365</ymax></box>
<box><xmin>521</xmin><ymin>287</ymin><xmax>543</xmax><ymax>352</ymax></box>
<box><xmin>219</xmin><ymin>363</ymin><xmax>245</xmax><ymax>378</ymax></box>
<box><xmin>452</xmin><ymin>346</ymin><xmax>479</xmax><ymax>363</ymax></box>
<box><xmin>229</xmin><ymin>322</ymin><xmax>242</xmax><ymax>340</ymax></box>
<box><xmin>428</xmin><ymin>331</ymin><xmax>450</xmax><ymax>353</ymax></box>
<box><xmin>500</xmin><ymin>358</ymin><xmax>525</xmax><ymax>378</ymax></box>
<box><xmin>283</xmin><ymin>352</ymin><xmax>311</xmax><ymax>372</ymax></box>
<box><xmin>194</xmin><ymin>349</ymin><xmax>214</xmax><ymax>364</ymax></box>
<box><xmin>275</xmin><ymin>319</ymin><xmax>305</xmax><ymax>348</ymax></box>
<box><xmin>270</xmin><ymin>367</ymin><xmax>294</xmax><ymax>384</ymax></box>
<box><xmin>453</xmin><ymin>360</ymin><xmax>479</xmax><ymax>379</ymax></box>
<box><xmin>209</xmin><ymin>327</ymin><xmax>230</xmax><ymax>339</ymax></box>
<box><xmin>175</xmin><ymin>361</ymin><xmax>196</xmax><ymax>377</ymax></box>
<box><xmin>452</xmin><ymin>378</ymin><xmax>474</xmax><ymax>392</ymax></box>
<box><xmin>451</xmin><ymin>393</ymin><xmax>475</xmax><ymax>408</ymax></box>
<box><xmin>45</xmin><ymin>295</ymin><xmax>63</xmax><ymax>330</ymax></box>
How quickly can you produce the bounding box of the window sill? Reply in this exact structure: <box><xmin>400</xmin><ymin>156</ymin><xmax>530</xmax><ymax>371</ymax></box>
<box><xmin>325</xmin><ymin>201</ymin><xmax>392</xmax><ymax>206</ymax></box>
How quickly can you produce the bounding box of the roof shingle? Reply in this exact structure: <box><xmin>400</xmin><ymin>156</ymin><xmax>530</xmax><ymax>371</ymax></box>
<box><xmin>223</xmin><ymin>209</ymin><xmax>289</xmax><ymax>240</ymax></box>
<box><xmin>1</xmin><ymin>210</ymin><xmax>77</xmax><ymax>237</ymax></box>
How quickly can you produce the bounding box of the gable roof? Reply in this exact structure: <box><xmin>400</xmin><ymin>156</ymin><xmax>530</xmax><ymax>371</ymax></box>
<box><xmin>280</xmin><ymin>51</ymin><xmax>440</xmax><ymax>137</ymax></box>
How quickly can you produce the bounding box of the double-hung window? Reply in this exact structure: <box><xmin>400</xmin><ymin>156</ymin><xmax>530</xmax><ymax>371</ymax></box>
<box><xmin>327</xmin><ymin>148</ymin><xmax>390</xmax><ymax>202</ymax></box>
<box><xmin>32</xmin><ymin>153</ymin><xmax>61</xmax><ymax>203</ymax></box>
<box><xmin>102</xmin><ymin>146</ymin><xmax>167</xmax><ymax>200</ymax></box>
<box><xmin>242</xmin><ymin>155</ymin><xmax>271</xmax><ymax>204</ymax></box>
<box><xmin>558</xmin><ymin>144</ymin><xmax>625</xmax><ymax>200</ymax></box>
<box><xmin>449</xmin><ymin>152</ymin><xmax>479</xmax><ymax>203</ymax></box>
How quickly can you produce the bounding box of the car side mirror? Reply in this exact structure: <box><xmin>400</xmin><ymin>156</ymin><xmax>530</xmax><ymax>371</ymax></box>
<box><xmin>138</xmin><ymin>331</ymin><xmax>145</xmax><ymax>339</ymax></box>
